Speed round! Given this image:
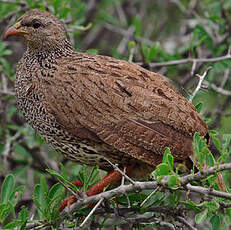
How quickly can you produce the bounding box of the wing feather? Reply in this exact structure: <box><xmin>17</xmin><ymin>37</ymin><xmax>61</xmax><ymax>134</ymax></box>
<box><xmin>43</xmin><ymin>52</ymin><xmax>208</xmax><ymax>165</ymax></box>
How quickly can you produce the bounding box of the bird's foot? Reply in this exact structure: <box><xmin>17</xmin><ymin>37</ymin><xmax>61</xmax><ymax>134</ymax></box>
<box><xmin>59</xmin><ymin>180</ymin><xmax>83</xmax><ymax>212</ymax></box>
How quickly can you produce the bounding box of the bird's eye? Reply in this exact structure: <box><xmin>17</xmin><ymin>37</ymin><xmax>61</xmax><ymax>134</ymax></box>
<box><xmin>32</xmin><ymin>20</ymin><xmax>41</xmax><ymax>29</ymax></box>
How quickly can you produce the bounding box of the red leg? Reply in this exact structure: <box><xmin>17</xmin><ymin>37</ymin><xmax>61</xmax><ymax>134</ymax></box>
<box><xmin>71</xmin><ymin>180</ymin><xmax>83</xmax><ymax>187</ymax></box>
<box><xmin>59</xmin><ymin>180</ymin><xmax>83</xmax><ymax>212</ymax></box>
<box><xmin>59</xmin><ymin>166</ymin><xmax>133</xmax><ymax>212</ymax></box>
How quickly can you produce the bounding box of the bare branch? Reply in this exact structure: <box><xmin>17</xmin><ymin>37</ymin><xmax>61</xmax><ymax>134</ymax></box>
<box><xmin>140</xmin><ymin>186</ymin><xmax>159</xmax><ymax>207</ymax></box>
<box><xmin>103</xmin><ymin>158</ymin><xmax>135</xmax><ymax>184</ymax></box>
<box><xmin>79</xmin><ymin>198</ymin><xmax>104</xmax><ymax>227</ymax></box>
<box><xmin>185</xmin><ymin>184</ymin><xmax>231</xmax><ymax>200</ymax></box>
<box><xmin>204</xmin><ymin>80</ymin><xmax>231</xmax><ymax>96</ymax></box>
<box><xmin>176</xmin><ymin>216</ymin><xmax>197</xmax><ymax>230</ymax></box>
<box><xmin>135</xmin><ymin>52</ymin><xmax>231</xmax><ymax>68</ymax></box>
<box><xmin>189</xmin><ymin>66</ymin><xmax>212</xmax><ymax>102</ymax></box>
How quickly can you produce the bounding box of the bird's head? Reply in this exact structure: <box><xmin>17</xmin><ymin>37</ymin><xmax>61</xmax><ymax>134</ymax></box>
<box><xmin>4</xmin><ymin>10</ymin><xmax>70</xmax><ymax>52</ymax></box>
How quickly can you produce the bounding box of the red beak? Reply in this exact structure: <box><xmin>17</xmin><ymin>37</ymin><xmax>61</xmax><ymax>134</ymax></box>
<box><xmin>4</xmin><ymin>21</ymin><xmax>29</xmax><ymax>39</ymax></box>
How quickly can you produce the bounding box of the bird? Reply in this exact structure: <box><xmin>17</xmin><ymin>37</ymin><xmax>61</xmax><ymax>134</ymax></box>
<box><xmin>4</xmin><ymin>10</ymin><xmax>208</xmax><ymax>211</ymax></box>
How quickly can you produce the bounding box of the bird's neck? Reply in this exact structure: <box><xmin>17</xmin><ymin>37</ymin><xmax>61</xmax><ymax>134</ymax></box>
<box><xmin>26</xmin><ymin>39</ymin><xmax>75</xmax><ymax>60</ymax></box>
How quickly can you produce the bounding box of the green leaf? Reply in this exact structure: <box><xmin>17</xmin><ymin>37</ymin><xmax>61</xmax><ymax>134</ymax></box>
<box><xmin>40</xmin><ymin>176</ymin><xmax>48</xmax><ymax>194</ymax></box>
<box><xmin>168</xmin><ymin>175</ymin><xmax>180</xmax><ymax>188</ymax></box>
<box><xmin>18</xmin><ymin>206</ymin><xmax>29</xmax><ymax>222</ymax></box>
<box><xmin>1</xmin><ymin>174</ymin><xmax>14</xmax><ymax>204</ymax></box>
<box><xmin>193</xmin><ymin>25</ymin><xmax>214</xmax><ymax>52</ymax></box>
<box><xmin>33</xmin><ymin>184</ymin><xmax>46</xmax><ymax>219</ymax></box>
<box><xmin>84</xmin><ymin>166</ymin><xmax>99</xmax><ymax>191</ymax></box>
<box><xmin>163</xmin><ymin>148</ymin><xmax>171</xmax><ymax>163</ymax></box>
<box><xmin>3</xmin><ymin>221</ymin><xmax>20</xmax><ymax>229</ymax></box>
<box><xmin>0</xmin><ymin>204</ymin><xmax>10</xmax><ymax>223</ymax></box>
<box><xmin>195</xmin><ymin>102</ymin><xmax>203</xmax><ymax>113</ymax></box>
<box><xmin>181</xmin><ymin>201</ymin><xmax>201</xmax><ymax>212</ymax></box>
<box><xmin>155</xmin><ymin>163</ymin><xmax>170</xmax><ymax>176</ymax></box>
<box><xmin>205</xmin><ymin>201</ymin><xmax>219</xmax><ymax>212</ymax></box>
<box><xmin>195</xmin><ymin>209</ymin><xmax>208</xmax><ymax>224</ymax></box>
<box><xmin>132</xmin><ymin>17</ymin><xmax>141</xmax><ymax>36</ymax></box>
<box><xmin>212</xmin><ymin>136</ymin><xmax>221</xmax><ymax>152</ymax></box>
<box><xmin>222</xmin><ymin>134</ymin><xmax>231</xmax><ymax>152</ymax></box>
<box><xmin>14</xmin><ymin>143</ymin><xmax>32</xmax><ymax>159</ymax></box>
<box><xmin>167</xmin><ymin>153</ymin><xmax>174</xmax><ymax>171</ymax></box>
<box><xmin>206</xmin><ymin>153</ymin><xmax>215</xmax><ymax>166</ymax></box>
<box><xmin>46</xmin><ymin>169</ymin><xmax>76</xmax><ymax>191</ymax></box>
<box><xmin>48</xmin><ymin>183</ymin><xmax>63</xmax><ymax>200</ymax></box>
<box><xmin>210</xmin><ymin>215</ymin><xmax>220</xmax><ymax>230</ymax></box>
<box><xmin>86</xmin><ymin>49</ymin><xmax>99</xmax><ymax>55</ymax></box>
<box><xmin>162</xmin><ymin>148</ymin><xmax>174</xmax><ymax>170</ymax></box>
<box><xmin>147</xmin><ymin>45</ymin><xmax>156</xmax><ymax>62</ymax></box>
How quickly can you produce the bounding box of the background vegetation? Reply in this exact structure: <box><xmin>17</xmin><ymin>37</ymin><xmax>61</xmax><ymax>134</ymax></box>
<box><xmin>0</xmin><ymin>0</ymin><xmax>231</xmax><ymax>229</ymax></box>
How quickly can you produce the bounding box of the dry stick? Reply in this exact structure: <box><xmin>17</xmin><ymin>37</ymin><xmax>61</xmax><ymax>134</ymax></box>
<box><xmin>79</xmin><ymin>198</ymin><xmax>104</xmax><ymax>228</ymax></box>
<box><xmin>189</xmin><ymin>66</ymin><xmax>212</xmax><ymax>102</ymax></box>
<box><xmin>220</xmin><ymin>68</ymin><xmax>230</xmax><ymax>88</ymax></box>
<box><xmin>220</xmin><ymin>202</ymin><xmax>231</xmax><ymax>208</ymax></box>
<box><xmin>204</xmin><ymin>80</ymin><xmax>231</xmax><ymax>96</ymax></box>
<box><xmin>135</xmin><ymin>51</ymin><xmax>231</xmax><ymax>68</ymax></box>
<box><xmin>185</xmin><ymin>184</ymin><xmax>231</xmax><ymax>199</ymax></box>
<box><xmin>176</xmin><ymin>216</ymin><xmax>198</xmax><ymax>230</ymax></box>
<box><xmin>140</xmin><ymin>186</ymin><xmax>159</xmax><ymax>207</ymax></box>
<box><xmin>128</xmin><ymin>46</ymin><xmax>135</xmax><ymax>62</ymax></box>
<box><xmin>121</xmin><ymin>167</ymin><xmax>131</xmax><ymax>208</ymax></box>
<box><xmin>103</xmin><ymin>157</ymin><xmax>135</xmax><ymax>184</ymax></box>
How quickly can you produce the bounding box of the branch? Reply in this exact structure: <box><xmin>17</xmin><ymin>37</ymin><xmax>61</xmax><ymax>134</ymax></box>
<box><xmin>185</xmin><ymin>184</ymin><xmax>231</xmax><ymax>199</ymax></box>
<box><xmin>135</xmin><ymin>51</ymin><xmax>231</xmax><ymax>68</ymax></box>
<box><xmin>60</xmin><ymin>163</ymin><xmax>231</xmax><ymax>216</ymax></box>
<box><xmin>189</xmin><ymin>66</ymin><xmax>212</xmax><ymax>102</ymax></box>
<box><xmin>204</xmin><ymin>80</ymin><xmax>231</xmax><ymax>96</ymax></box>
<box><xmin>176</xmin><ymin>216</ymin><xmax>197</xmax><ymax>230</ymax></box>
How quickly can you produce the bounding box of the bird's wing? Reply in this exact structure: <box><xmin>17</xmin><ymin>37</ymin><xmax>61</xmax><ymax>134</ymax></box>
<box><xmin>42</xmin><ymin>53</ymin><xmax>208</xmax><ymax>165</ymax></box>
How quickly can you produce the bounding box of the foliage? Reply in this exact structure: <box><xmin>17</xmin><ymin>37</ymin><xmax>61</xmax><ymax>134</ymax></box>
<box><xmin>0</xmin><ymin>0</ymin><xmax>231</xmax><ymax>229</ymax></box>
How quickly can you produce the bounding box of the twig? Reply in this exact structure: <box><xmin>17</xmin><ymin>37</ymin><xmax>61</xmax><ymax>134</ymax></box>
<box><xmin>220</xmin><ymin>202</ymin><xmax>231</xmax><ymax>208</ymax></box>
<box><xmin>121</xmin><ymin>167</ymin><xmax>131</xmax><ymax>208</ymax></box>
<box><xmin>79</xmin><ymin>198</ymin><xmax>104</xmax><ymax>228</ymax></box>
<box><xmin>185</xmin><ymin>184</ymin><xmax>231</xmax><ymax>199</ymax></box>
<box><xmin>204</xmin><ymin>80</ymin><xmax>231</xmax><ymax>96</ymax></box>
<box><xmin>135</xmin><ymin>52</ymin><xmax>231</xmax><ymax>68</ymax></box>
<box><xmin>3</xmin><ymin>131</ymin><xmax>21</xmax><ymax>162</ymax></box>
<box><xmin>189</xmin><ymin>66</ymin><xmax>212</xmax><ymax>102</ymax></box>
<box><xmin>176</xmin><ymin>216</ymin><xmax>197</xmax><ymax>230</ymax></box>
<box><xmin>220</xmin><ymin>68</ymin><xmax>230</xmax><ymax>89</ymax></box>
<box><xmin>140</xmin><ymin>186</ymin><xmax>159</xmax><ymax>207</ymax></box>
<box><xmin>128</xmin><ymin>46</ymin><xmax>135</xmax><ymax>62</ymax></box>
<box><xmin>103</xmin><ymin>158</ymin><xmax>135</xmax><ymax>184</ymax></box>
<box><xmin>46</xmin><ymin>169</ymin><xmax>81</xmax><ymax>198</ymax></box>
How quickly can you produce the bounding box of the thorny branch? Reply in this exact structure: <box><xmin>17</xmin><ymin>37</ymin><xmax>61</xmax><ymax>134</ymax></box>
<box><xmin>55</xmin><ymin>162</ymin><xmax>231</xmax><ymax>229</ymax></box>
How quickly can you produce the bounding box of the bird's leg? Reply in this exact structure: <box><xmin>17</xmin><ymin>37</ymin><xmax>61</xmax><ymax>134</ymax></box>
<box><xmin>59</xmin><ymin>166</ymin><xmax>133</xmax><ymax>212</ymax></box>
<box><xmin>71</xmin><ymin>180</ymin><xmax>84</xmax><ymax>187</ymax></box>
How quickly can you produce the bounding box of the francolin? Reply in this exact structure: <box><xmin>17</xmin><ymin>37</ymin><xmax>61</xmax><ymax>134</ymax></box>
<box><xmin>4</xmin><ymin>10</ymin><xmax>209</xmax><ymax>211</ymax></box>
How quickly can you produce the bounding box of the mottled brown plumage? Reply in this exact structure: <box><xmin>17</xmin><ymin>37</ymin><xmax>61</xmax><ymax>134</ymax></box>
<box><xmin>5</xmin><ymin>10</ymin><xmax>208</xmax><ymax>179</ymax></box>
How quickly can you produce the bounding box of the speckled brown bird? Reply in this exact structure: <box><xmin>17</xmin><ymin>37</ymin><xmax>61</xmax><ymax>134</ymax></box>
<box><xmin>4</xmin><ymin>10</ymin><xmax>208</xmax><ymax>209</ymax></box>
